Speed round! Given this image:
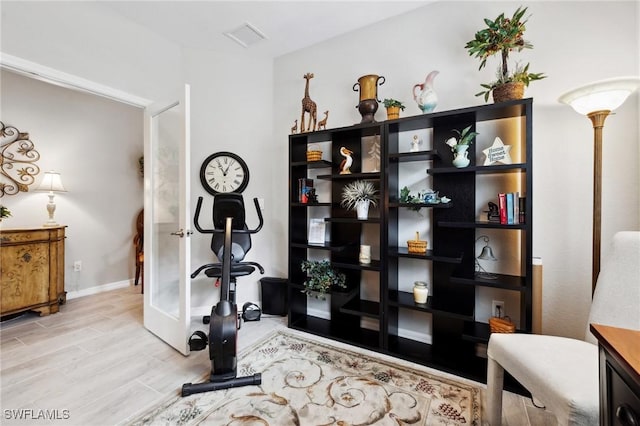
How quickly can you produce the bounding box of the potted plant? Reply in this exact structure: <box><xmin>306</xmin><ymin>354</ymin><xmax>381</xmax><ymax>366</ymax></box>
<box><xmin>301</xmin><ymin>260</ymin><xmax>346</xmax><ymax>299</ymax></box>
<box><xmin>465</xmin><ymin>6</ymin><xmax>546</xmax><ymax>102</ymax></box>
<box><xmin>382</xmin><ymin>98</ymin><xmax>405</xmax><ymax>120</ymax></box>
<box><xmin>0</xmin><ymin>206</ymin><xmax>11</xmax><ymax>221</ymax></box>
<box><xmin>399</xmin><ymin>186</ymin><xmax>427</xmax><ymax>212</ymax></box>
<box><xmin>341</xmin><ymin>180</ymin><xmax>379</xmax><ymax>220</ymax></box>
<box><xmin>445</xmin><ymin>126</ymin><xmax>479</xmax><ymax>168</ymax></box>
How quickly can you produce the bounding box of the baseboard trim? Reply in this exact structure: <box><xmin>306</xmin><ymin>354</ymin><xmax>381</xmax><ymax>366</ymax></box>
<box><xmin>66</xmin><ymin>280</ymin><xmax>133</xmax><ymax>300</ymax></box>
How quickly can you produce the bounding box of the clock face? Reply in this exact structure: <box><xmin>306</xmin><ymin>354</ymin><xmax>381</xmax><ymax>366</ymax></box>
<box><xmin>199</xmin><ymin>152</ymin><xmax>249</xmax><ymax>195</ymax></box>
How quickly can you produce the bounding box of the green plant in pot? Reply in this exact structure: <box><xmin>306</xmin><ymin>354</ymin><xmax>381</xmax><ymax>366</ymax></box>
<box><xmin>382</xmin><ymin>98</ymin><xmax>405</xmax><ymax>120</ymax></box>
<box><xmin>341</xmin><ymin>180</ymin><xmax>379</xmax><ymax>220</ymax></box>
<box><xmin>399</xmin><ymin>186</ymin><xmax>427</xmax><ymax>212</ymax></box>
<box><xmin>0</xmin><ymin>205</ymin><xmax>11</xmax><ymax>220</ymax></box>
<box><xmin>301</xmin><ymin>260</ymin><xmax>346</xmax><ymax>299</ymax></box>
<box><xmin>465</xmin><ymin>6</ymin><xmax>546</xmax><ymax>102</ymax></box>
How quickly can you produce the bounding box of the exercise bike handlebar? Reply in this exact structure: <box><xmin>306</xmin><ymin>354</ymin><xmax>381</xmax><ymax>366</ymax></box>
<box><xmin>193</xmin><ymin>196</ymin><xmax>264</xmax><ymax>234</ymax></box>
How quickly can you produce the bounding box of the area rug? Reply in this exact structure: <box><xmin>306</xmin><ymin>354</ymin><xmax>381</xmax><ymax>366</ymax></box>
<box><xmin>130</xmin><ymin>330</ymin><xmax>481</xmax><ymax>425</ymax></box>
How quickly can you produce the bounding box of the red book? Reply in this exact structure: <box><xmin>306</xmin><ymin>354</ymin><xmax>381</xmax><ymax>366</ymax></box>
<box><xmin>498</xmin><ymin>193</ymin><xmax>507</xmax><ymax>225</ymax></box>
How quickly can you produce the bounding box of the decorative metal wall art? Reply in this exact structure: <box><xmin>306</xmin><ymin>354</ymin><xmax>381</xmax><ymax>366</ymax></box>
<box><xmin>1</xmin><ymin>121</ymin><xmax>41</xmax><ymax>197</ymax></box>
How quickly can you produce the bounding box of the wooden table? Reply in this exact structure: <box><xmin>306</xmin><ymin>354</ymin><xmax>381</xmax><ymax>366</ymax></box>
<box><xmin>0</xmin><ymin>226</ymin><xmax>67</xmax><ymax>317</ymax></box>
<box><xmin>590</xmin><ymin>323</ymin><xmax>640</xmax><ymax>426</ymax></box>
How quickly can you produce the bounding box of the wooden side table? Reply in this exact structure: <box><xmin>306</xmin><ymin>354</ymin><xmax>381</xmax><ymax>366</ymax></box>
<box><xmin>590</xmin><ymin>323</ymin><xmax>640</xmax><ymax>426</ymax></box>
<box><xmin>0</xmin><ymin>226</ymin><xmax>67</xmax><ymax>317</ymax></box>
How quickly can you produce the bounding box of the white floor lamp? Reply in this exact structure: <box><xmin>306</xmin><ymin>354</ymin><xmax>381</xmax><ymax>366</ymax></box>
<box><xmin>36</xmin><ymin>170</ymin><xmax>67</xmax><ymax>227</ymax></box>
<box><xmin>559</xmin><ymin>76</ymin><xmax>639</xmax><ymax>294</ymax></box>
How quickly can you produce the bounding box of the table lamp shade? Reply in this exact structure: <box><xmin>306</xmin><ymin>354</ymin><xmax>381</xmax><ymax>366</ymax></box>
<box><xmin>559</xmin><ymin>77</ymin><xmax>640</xmax><ymax>115</ymax></box>
<box><xmin>36</xmin><ymin>171</ymin><xmax>66</xmax><ymax>192</ymax></box>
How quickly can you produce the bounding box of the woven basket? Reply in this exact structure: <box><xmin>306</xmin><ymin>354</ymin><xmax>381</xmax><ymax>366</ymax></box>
<box><xmin>492</xmin><ymin>82</ymin><xmax>525</xmax><ymax>103</ymax></box>
<box><xmin>306</xmin><ymin>144</ymin><xmax>322</xmax><ymax>162</ymax></box>
<box><xmin>407</xmin><ymin>232</ymin><xmax>427</xmax><ymax>254</ymax></box>
<box><xmin>489</xmin><ymin>316</ymin><xmax>515</xmax><ymax>333</ymax></box>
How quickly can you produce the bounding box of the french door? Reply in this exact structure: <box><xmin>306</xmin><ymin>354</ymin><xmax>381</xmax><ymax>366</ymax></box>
<box><xmin>143</xmin><ymin>85</ymin><xmax>192</xmax><ymax>355</ymax></box>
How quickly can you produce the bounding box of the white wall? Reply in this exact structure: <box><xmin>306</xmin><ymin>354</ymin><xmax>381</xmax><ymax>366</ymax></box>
<box><xmin>0</xmin><ymin>1</ymin><xmax>183</xmax><ymax>102</ymax></box>
<box><xmin>274</xmin><ymin>1</ymin><xmax>640</xmax><ymax>339</ymax></box>
<box><xmin>1</xmin><ymin>69</ymin><xmax>144</xmax><ymax>294</ymax></box>
<box><xmin>182</xmin><ymin>46</ymin><xmax>277</xmax><ymax>309</ymax></box>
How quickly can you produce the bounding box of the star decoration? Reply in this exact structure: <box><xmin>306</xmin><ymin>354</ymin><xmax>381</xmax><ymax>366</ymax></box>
<box><xmin>482</xmin><ymin>137</ymin><xmax>512</xmax><ymax>165</ymax></box>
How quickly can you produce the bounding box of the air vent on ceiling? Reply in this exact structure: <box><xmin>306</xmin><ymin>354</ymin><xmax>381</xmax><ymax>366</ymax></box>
<box><xmin>224</xmin><ymin>22</ymin><xmax>267</xmax><ymax>48</ymax></box>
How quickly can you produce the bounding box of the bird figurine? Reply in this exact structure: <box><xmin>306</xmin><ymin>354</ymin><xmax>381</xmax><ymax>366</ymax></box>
<box><xmin>413</xmin><ymin>70</ymin><xmax>439</xmax><ymax>113</ymax></box>
<box><xmin>339</xmin><ymin>146</ymin><xmax>354</xmax><ymax>174</ymax></box>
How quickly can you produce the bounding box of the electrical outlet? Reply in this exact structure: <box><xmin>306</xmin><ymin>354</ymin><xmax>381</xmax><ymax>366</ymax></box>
<box><xmin>492</xmin><ymin>300</ymin><xmax>505</xmax><ymax>318</ymax></box>
<box><xmin>73</xmin><ymin>260</ymin><xmax>82</xmax><ymax>272</ymax></box>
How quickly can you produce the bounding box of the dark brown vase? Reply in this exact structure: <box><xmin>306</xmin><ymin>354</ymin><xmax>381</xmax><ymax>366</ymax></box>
<box><xmin>353</xmin><ymin>74</ymin><xmax>385</xmax><ymax>123</ymax></box>
<box><xmin>357</xmin><ymin>99</ymin><xmax>379</xmax><ymax>123</ymax></box>
<box><xmin>492</xmin><ymin>82</ymin><xmax>525</xmax><ymax>103</ymax></box>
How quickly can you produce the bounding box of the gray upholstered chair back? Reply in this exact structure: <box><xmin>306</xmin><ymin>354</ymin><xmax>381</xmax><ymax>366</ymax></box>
<box><xmin>585</xmin><ymin>231</ymin><xmax>640</xmax><ymax>344</ymax></box>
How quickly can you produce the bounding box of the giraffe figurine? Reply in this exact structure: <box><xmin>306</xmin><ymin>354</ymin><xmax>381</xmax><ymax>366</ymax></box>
<box><xmin>317</xmin><ymin>111</ymin><xmax>329</xmax><ymax>130</ymax></box>
<box><xmin>291</xmin><ymin>119</ymin><xmax>298</xmax><ymax>134</ymax></box>
<box><xmin>300</xmin><ymin>73</ymin><xmax>317</xmax><ymax>132</ymax></box>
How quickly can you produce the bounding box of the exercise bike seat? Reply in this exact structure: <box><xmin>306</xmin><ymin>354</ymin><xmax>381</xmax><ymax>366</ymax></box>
<box><xmin>204</xmin><ymin>264</ymin><xmax>255</xmax><ymax>278</ymax></box>
<box><xmin>190</xmin><ymin>194</ymin><xmax>265</xmax><ymax>280</ymax></box>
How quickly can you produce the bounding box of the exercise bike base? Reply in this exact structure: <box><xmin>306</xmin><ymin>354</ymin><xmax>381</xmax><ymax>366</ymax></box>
<box><xmin>181</xmin><ymin>373</ymin><xmax>261</xmax><ymax>397</ymax></box>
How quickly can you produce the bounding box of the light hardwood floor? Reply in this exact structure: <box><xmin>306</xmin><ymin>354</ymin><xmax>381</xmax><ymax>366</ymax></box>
<box><xmin>0</xmin><ymin>285</ymin><xmax>554</xmax><ymax>425</ymax></box>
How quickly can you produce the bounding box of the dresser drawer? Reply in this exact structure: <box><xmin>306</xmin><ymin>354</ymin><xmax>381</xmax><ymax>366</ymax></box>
<box><xmin>608</xmin><ymin>360</ymin><xmax>640</xmax><ymax>426</ymax></box>
<box><xmin>0</xmin><ymin>229</ymin><xmax>55</xmax><ymax>244</ymax></box>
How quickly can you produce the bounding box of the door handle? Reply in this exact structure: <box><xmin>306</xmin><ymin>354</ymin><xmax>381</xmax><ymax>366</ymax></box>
<box><xmin>170</xmin><ymin>229</ymin><xmax>193</xmax><ymax>238</ymax></box>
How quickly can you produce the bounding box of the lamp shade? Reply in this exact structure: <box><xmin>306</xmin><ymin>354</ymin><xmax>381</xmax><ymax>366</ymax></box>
<box><xmin>36</xmin><ymin>171</ymin><xmax>66</xmax><ymax>192</ymax></box>
<box><xmin>559</xmin><ymin>76</ymin><xmax>640</xmax><ymax>115</ymax></box>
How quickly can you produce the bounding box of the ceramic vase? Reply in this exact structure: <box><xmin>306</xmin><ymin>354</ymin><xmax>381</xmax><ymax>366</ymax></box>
<box><xmin>413</xmin><ymin>70</ymin><xmax>439</xmax><ymax>113</ymax></box>
<box><xmin>452</xmin><ymin>145</ymin><xmax>470</xmax><ymax>168</ymax></box>
<box><xmin>356</xmin><ymin>200</ymin><xmax>370</xmax><ymax>220</ymax></box>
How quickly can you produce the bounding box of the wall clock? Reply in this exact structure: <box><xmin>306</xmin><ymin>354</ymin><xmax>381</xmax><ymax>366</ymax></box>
<box><xmin>199</xmin><ymin>151</ymin><xmax>250</xmax><ymax>195</ymax></box>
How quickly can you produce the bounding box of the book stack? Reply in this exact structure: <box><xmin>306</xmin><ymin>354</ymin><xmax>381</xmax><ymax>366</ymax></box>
<box><xmin>497</xmin><ymin>193</ymin><xmax>525</xmax><ymax>224</ymax></box>
<box><xmin>298</xmin><ymin>178</ymin><xmax>314</xmax><ymax>203</ymax></box>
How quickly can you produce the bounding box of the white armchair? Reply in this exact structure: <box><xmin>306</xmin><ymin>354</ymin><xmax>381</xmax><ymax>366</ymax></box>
<box><xmin>487</xmin><ymin>231</ymin><xmax>640</xmax><ymax>425</ymax></box>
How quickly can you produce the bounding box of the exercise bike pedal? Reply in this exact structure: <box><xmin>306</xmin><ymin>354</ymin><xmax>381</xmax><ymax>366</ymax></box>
<box><xmin>188</xmin><ymin>330</ymin><xmax>208</xmax><ymax>351</ymax></box>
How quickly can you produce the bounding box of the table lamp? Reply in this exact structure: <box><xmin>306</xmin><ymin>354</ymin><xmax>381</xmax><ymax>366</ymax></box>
<box><xmin>36</xmin><ymin>171</ymin><xmax>66</xmax><ymax>227</ymax></box>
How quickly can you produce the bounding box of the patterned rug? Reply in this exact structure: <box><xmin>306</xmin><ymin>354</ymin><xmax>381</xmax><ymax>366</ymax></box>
<box><xmin>130</xmin><ymin>330</ymin><xmax>481</xmax><ymax>425</ymax></box>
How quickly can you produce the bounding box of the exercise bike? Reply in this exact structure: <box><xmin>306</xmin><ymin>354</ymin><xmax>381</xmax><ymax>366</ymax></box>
<box><xmin>181</xmin><ymin>193</ymin><xmax>264</xmax><ymax>397</ymax></box>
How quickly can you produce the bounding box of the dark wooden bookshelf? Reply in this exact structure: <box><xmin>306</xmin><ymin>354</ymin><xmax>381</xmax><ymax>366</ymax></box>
<box><xmin>288</xmin><ymin>98</ymin><xmax>533</xmax><ymax>389</ymax></box>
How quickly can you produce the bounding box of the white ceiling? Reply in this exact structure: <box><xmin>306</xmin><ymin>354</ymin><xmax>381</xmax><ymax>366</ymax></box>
<box><xmin>98</xmin><ymin>1</ymin><xmax>432</xmax><ymax>58</ymax></box>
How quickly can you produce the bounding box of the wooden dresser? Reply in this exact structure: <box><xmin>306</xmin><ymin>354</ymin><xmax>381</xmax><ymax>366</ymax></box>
<box><xmin>591</xmin><ymin>324</ymin><xmax>640</xmax><ymax>426</ymax></box>
<box><xmin>0</xmin><ymin>226</ymin><xmax>67</xmax><ymax>317</ymax></box>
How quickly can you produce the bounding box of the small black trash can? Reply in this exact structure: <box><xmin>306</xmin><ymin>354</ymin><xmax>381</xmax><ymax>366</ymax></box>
<box><xmin>260</xmin><ymin>277</ymin><xmax>288</xmax><ymax>316</ymax></box>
